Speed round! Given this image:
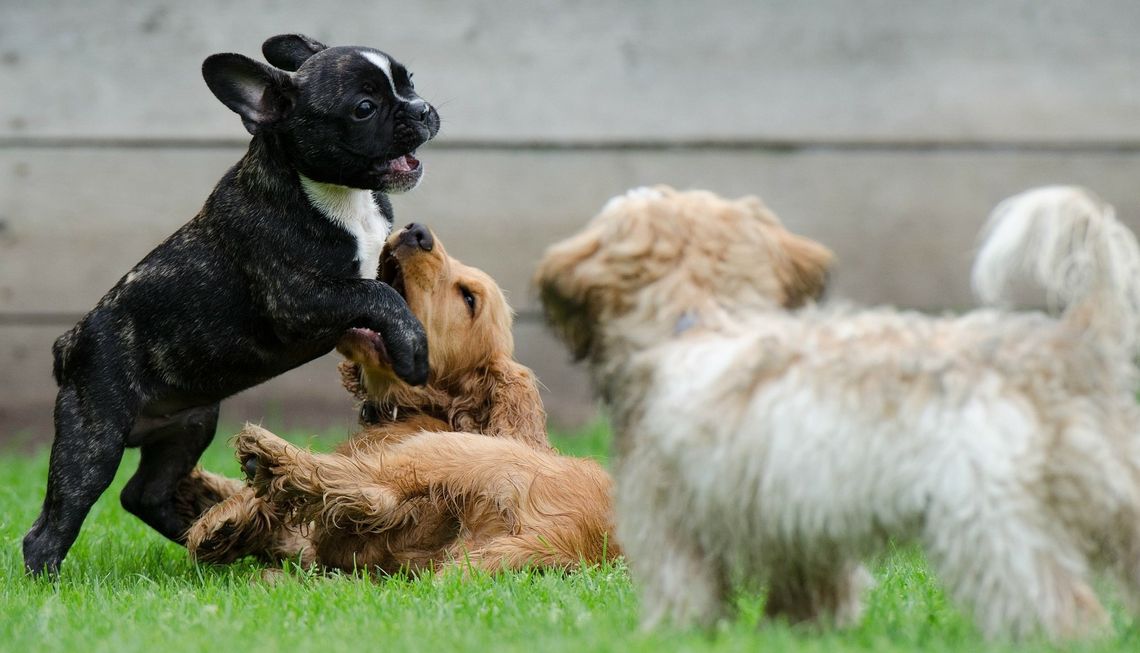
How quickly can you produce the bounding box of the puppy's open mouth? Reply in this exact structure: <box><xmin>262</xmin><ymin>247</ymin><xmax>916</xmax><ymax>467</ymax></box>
<box><xmin>375</xmin><ymin>152</ymin><xmax>424</xmax><ymax>194</ymax></box>
<box><xmin>384</xmin><ymin>153</ymin><xmax>420</xmax><ymax>174</ymax></box>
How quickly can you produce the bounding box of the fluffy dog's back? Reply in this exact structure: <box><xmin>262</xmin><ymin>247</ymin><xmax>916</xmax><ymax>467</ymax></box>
<box><xmin>972</xmin><ymin>186</ymin><xmax>1140</xmax><ymax>354</ymax></box>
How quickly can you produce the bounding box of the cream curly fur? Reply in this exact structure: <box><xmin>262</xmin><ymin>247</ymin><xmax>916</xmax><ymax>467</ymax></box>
<box><xmin>537</xmin><ymin>185</ymin><xmax>1140</xmax><ymax>640</ymax></box>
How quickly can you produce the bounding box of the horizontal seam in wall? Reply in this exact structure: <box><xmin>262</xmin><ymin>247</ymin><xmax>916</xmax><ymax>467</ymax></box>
<box><xmin>0</xmin><ymin>310</ymin><xmax>549</xmax><ymax>327</ymax></box>
<box><xmin>4</xmin><ymin>136</ymin><xmax>1140</xmax><ymax>154</ymax></box>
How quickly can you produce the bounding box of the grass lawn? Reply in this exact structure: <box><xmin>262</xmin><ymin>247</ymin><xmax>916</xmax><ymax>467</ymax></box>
<box><xmin>1</xmin><ymin>422</ymin><xmax>1137</xmax><ymax>653</ymax></box>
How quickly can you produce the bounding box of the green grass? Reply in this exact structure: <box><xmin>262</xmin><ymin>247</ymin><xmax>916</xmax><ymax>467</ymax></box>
<box><xmin>1</xmin><ymin>424</ymin><xmax>1137</xmax><ymax>653</ymax></box>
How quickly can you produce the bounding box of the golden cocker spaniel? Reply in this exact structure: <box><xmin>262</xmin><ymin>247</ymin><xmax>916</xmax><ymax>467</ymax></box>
<box><xmin>186</xmin><ymin>224</ymin><xmax>617</xmax><ymax>574</ymax></box>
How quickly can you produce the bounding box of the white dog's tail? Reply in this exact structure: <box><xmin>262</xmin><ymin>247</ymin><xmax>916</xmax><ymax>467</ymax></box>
<box><xmin>972</xmin><ymin>186</ymin><xmax>1140</xmax><ymax>354</ymax></box>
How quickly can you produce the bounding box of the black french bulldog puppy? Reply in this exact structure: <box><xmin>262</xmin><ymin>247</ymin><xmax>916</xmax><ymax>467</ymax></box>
<box><xmin>22</xmin><ymin>34</ymin><xmax>440</xmax><ymax>575</ymax></box>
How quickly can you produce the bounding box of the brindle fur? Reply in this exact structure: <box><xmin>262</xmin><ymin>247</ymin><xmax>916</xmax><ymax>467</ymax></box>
<box><xmin>23</xmin><ymin>34</ymin><xmax>440</xmax><ymax>575</ymax></box>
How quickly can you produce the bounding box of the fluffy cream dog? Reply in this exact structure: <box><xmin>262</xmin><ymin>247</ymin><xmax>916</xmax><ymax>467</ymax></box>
<box><xmin>535</xmin><ymin>185</ymin><xmax>1140</xmax><ymax>640</ymax></box>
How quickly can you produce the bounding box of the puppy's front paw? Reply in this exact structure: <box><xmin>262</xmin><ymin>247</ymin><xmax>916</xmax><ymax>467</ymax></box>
<box><xmin>384</xmin><ymin>319</ymin><xmax>429</xmax><ymax>386</ymax></box>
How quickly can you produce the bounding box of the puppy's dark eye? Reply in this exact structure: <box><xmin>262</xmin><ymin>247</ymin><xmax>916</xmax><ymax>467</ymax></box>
<box><xmin>353</xmin><ymin>100</ymin><xmax>377</xmax><ymax>120</ymax></box>
<box><xmin>459</xmin><ymin>286</ymin><xmax>477</xmax><ymax>316</ymax></box>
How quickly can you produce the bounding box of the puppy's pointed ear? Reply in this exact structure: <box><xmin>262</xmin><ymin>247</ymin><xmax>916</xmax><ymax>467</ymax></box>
<box><xmin>262</xmin><ymin>33</ymin><xmax>328</xmax><ymax>72</ymax></box>
<box><xmin>778</xmin><ymin>231</ymin><xmax>834</xmax><ymax>308</ymax></box>
<box><xmin>202</xmin><ymin>53</ymin><xmax>295</xmax><ymax>135</ymax></box>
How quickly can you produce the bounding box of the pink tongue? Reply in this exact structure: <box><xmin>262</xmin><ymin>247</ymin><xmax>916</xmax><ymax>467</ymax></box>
<box><xmin>389</xmin><ymin>155</ymin><xmax>412</xmax><ymax>173</ymax></box>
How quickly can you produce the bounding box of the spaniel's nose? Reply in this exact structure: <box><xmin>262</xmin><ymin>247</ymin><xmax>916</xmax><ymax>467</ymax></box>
<box><xmin>401</xmin><ymin>223</ymin><xmax>434</xmax><ymax>252</ymax></box>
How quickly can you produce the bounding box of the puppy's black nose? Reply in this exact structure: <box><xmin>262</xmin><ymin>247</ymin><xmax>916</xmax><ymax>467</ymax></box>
<box><xmin>401</xmin><ymin>223</ymin><xmax>433</xmax><ymax>252</ymax></box>
<box><xmin>417</xmin><ymin>104</ymin><xmax>432</xmax><ymax>121</ymax></box>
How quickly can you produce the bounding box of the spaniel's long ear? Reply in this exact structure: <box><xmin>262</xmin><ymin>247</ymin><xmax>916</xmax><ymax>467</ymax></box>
<box><xmin>778</xmin><ymin>231</ymin><xmax>834</xmax><ymax>308</ymax></box>
<box><xmin>485</xmin><ymin>358</ymin><xmax>550</xmax><ymax>449</ymax></box>
<box><xmin>450</xmin><ymin>356</ymin><xmax>550</xmax><ymax>449</ymax></box>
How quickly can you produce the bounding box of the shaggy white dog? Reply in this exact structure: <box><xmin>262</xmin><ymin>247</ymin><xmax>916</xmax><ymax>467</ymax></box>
<box><xmin>536</xmin><ymin>185</ymin><xmax>1140</xmax><ymax>640</ymax></box>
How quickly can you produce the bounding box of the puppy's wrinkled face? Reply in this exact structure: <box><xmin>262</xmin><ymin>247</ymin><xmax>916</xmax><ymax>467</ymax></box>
<box><xmin>536</xmin><ymin>186</ymin><xmax>833</xmax><ymax>359</ymax></box>
<box><xmin>204</xmin><ymin>34</ymin><xmax>441</xmax><ymax>193</ymax></box>
<box><xmin>339</xmin><ymin>224</ymin><xmax>514</xmax><ymax>391</ymax></box>
<box><xmin>284</xmin><ymin>46</ymin><xmax>440</xmax><ymax>192</ymax></box>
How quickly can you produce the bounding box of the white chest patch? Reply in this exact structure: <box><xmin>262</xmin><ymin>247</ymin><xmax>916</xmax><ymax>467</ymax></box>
<box><xmin>299</xmin><ymin>175</ymin><xmax>390</xmax><ymax>279</ymax></box>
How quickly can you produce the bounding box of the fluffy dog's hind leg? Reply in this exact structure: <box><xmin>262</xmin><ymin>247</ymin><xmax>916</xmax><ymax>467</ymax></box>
<box><xmin>924</xmin><ymin>511</ymin><xmax>1107</xmax><ymax>640</ymax></box>
<box><xmin>763</xmin><ymin>561</ymin><xmax>872</xmax><ymax>628</ymax></box>
<box><xmin>23</xmin><ymin>383</ymin><xmax>134</xmax><ymax>575</ymax></box>
<box><xmin>619</xmin><ymin>480</ymin><xmax>728</xmax><ymax>629</ymax></box>
<box><xmin>1107</xmin><ymin>515</ymin><xmax>1140</xmax><ymax>619</ymax></box>
<box><xmin>120</xmin><ymin>403</ymin><xmax>219</xmax><ymax>543</ymax></box>
<box><xmin>635</xmin><ymin>535</ymin><xmax>728</xmax><ymax>630</ymax></box>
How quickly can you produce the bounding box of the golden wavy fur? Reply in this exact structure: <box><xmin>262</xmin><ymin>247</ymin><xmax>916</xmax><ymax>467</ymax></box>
<box><xmin>185</xmin><ymin>225</ymin><xmax>617</xmax><ymax>573</ymax></box>
<box><xmin>343</xmin><ymin>225</ymin><xmax>548</xmax><ymax>447</ymax></box>
<box><xmin>537</xmin><ymin>185</ymin><xmax>1140</xmax><ymax>640</ymax></box>
<box><xmin>231</xmin><ymin>422</ymin><xmax>617</xmax><ymax>573</ymax></box>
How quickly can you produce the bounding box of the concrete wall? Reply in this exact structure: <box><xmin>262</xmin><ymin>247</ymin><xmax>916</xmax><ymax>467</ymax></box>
<box><xmin>3</xmin><ymin>0</ymin><xmax>1139</xmax><ymax>440</ymax></box>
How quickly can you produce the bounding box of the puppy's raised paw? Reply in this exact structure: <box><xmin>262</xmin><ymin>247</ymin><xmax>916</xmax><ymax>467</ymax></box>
<box><xmin>232</xmin><ymin>423</ymin><xmax>294</xmax><ymax>492</ymax></box>
<box><xmin>230</xmin><ymin>424</ymin><xmax>335</xmax><ymax>521</ymax></box>
<box><xmin>242</xmin><ymin>455</ymin><xmax>259</xmax><ymax>482</ymax></box>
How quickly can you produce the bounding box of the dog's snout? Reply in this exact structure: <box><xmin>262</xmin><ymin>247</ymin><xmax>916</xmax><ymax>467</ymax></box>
<box><xmin>402</xmin><ymin>101</ymin><xmax>432</xmax><ymax>123</ymax></box>
<box><xmin>401</xmin><ymin>223</ymin><xmax>433</xmax><ymax>252</ymax></box>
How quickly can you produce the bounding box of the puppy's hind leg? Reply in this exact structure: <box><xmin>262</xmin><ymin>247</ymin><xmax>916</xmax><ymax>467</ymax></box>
<box><xmin>120</xmin><ymin>403</ymin><xmax>219</xmax><ymax>543</ymax></box>
<box><xmin>23</xmin><ymin>382</ymin><xmax>134</xmax><ymax>575</ymax></box>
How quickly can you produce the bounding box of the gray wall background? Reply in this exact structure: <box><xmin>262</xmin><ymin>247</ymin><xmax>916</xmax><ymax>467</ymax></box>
<box><xmin>3</xmin><ymin>0</ymin><xmax>1140</xmax><ymax>441</ymax></box>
